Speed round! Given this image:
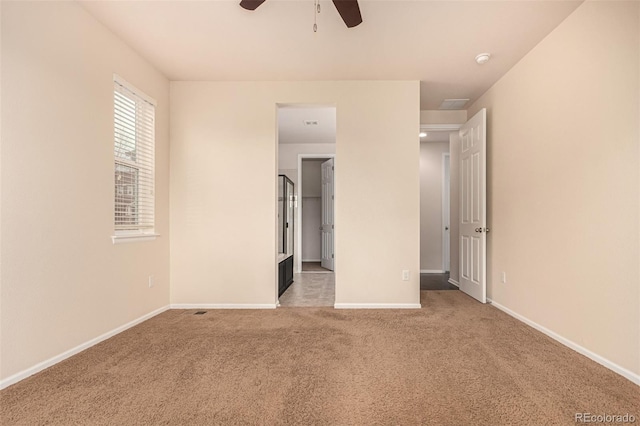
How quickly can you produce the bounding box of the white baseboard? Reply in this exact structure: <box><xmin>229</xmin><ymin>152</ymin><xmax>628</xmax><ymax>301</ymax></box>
<box><xmin>334</xmin><ymin>303</ymin><xmax>422</xmax><ymax>309</ymax></box>
<box><xmin>170</xmin><ymin>303</ymin><xmax>277</xmax><ymax>309</ymax></box>
<box><xmin>0</xmin><ymin>305</ymin><xmax>170</xmax><ymax>390</ymax></box>
<box><xmin>420</xmin><ymin>269</ymin><xmax>445</xmax><ymax>274</ymax></box>
<box><xmin>488</xmin><ymin>298</ymin><xmax>640</xmax><ymax>386</ymax></box>
<box><xmin>302</xmin><ymin>259</ymin><xmax>321</xmax><ymax>262</ymax></box>
<box><xmin>448</xmin><ymin>278</ymin><xmax>460</xmax><ymax>287</ymax></box>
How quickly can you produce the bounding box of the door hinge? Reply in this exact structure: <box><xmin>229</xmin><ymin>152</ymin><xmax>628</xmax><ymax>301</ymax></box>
<box><xmin>332</xmin><ymin>166</ymin><xmax>334</xmax><ymax>171</ymax></box>
<box><xmin>332</xmin><ymin>254</ymin><xmax>334</xmax><ymax>258</ymax></box>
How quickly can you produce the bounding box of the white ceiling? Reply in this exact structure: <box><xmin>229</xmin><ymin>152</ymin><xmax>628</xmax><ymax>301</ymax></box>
<box><xmin>80</xmin><ymin>0</ymin><xmax>583</xmax><ymax>110</ymax></box>
<box><xmin>278</xmin><ymin>106</ymin><xmax>336</xmax><ymax>144</ymax></box>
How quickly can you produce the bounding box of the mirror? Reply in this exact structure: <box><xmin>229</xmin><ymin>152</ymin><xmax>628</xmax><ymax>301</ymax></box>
<box><xmin>278</xmin><ymin>175</ymin><xmax>294</xmax><ymax>257</ymax></box>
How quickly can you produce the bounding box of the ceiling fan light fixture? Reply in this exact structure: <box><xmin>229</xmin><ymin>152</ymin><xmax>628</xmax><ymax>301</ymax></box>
<box><xmin>239</xmin><ymin>0</ymin><xmax>362</xmax><ymax>29</ymax></box>
<box><xmin>475</xmin><ymin>53</ymin><xmax>491</xmax><ymax>65</ymax></box>
<box><xmin>239</xmin><ymin>0</ymin><xmax>266</xmax><ymax>11</ymax></box>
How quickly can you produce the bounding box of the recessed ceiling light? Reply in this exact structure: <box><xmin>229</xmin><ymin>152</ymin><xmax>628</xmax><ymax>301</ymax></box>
<box><xmin>475</xmin><ymin>53</ymin><xmax>491</xmax><ymax>65</ymax></box>
<box><xmin>419</xmin><ymin>132</ymin><xmax>427</xmax><ymax>138</ymax></box>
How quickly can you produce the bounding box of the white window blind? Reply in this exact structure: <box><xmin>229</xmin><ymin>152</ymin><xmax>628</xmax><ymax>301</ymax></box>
<box><xmin>114</xmin><ymin>78</ymin><xmax>155</xmax><ymax>232</ymax></box>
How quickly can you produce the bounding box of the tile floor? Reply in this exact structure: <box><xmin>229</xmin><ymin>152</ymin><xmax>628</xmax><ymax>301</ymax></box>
<box><xmin>278</xmin><ymin>272</ymin><xmax>335</xmax><ymax>307</ymax></box>
<box><xmin>420</xmin><ymin>273</ymin><xmax>458</xmax><ymax>290</ymax></box>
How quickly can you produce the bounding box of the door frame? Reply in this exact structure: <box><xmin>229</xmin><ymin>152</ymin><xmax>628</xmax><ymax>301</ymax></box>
<box><xmin>420</xmin><ymin>124</ymin><xmax>463</xmax><ymax>279</ymax></box>
<box><xmin>297</xmin><ymin>154</ymin><xmax>336</xmax><ymax>273</ymax></box>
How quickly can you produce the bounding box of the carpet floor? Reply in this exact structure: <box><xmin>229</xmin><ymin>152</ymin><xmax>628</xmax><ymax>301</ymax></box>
<box><xmin>1</xmin><ymin>291</ymin><xmax>638</xmax><ymax>425</ymax></box>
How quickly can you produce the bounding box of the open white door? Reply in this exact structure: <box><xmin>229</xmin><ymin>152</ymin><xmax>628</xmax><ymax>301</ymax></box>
<box><xmin>459</xmin><ymin>109</ymin><xmax>487</xmax><ymax>303</ymax></box>
<box><xmin>442</xmin><ymin>154</ymin><xmax>450</xmax><ymax>272</ymax></box>
<box><xmin>321</xmin><ymin>159</ymin><xmax>335</xmax><ymax>271</ymax></box>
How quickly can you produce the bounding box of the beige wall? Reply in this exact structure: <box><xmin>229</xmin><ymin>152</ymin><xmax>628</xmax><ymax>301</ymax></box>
<box><xmin>170</xmin><ymin>81</ymin><xmax>420</xmax><ymax>306</ymax></box>
<box><xmin>301</xmin><ymin>197</ymin><xmax>322</xmax><ymax>262</ymax></box>
<box><xmin>0</xmin><ymin>2</ymin><xmax>4</xmax><ymax>380</ymax></box>
<box><xmin>1</xmin><ymin>2</ymin><xmax>170</xmax><ymax>382</ymax></box>
<box><xmin>419</xmin><ymin>142</ymin><xmax>449</xmax><ymax>271</ymax></box>
<box><xmin>301</xmin><ymin>159</ymin><xmax>323</xmax><ymax>197</ymax></box>
<box><xmin>278</xmin><ymin>143</ymin><xmax>335</xmax><ymax>170</ymax></box>
<box><xmin>420</xmin><ymin>110</ymin><xmax>467</xmax><ymax>125</ymax></box>
<box><xmin>468</xmin><ymin>0</ymin><xmax>639</xmax><ymax>376</ymax></box>
<box><xmin>301</xmin><ymin>160</ymin><xmax>324</xmax><ymax>262</ymax></box>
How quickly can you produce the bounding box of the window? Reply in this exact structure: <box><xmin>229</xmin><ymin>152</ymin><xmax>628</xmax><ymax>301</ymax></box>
<box><xmin>113</xmin><ymin>76</ymin><xmax>156</xmax><ymax>239</ymax></box>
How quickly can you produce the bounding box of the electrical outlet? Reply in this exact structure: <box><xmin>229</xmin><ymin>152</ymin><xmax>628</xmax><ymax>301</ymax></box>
<box><xmin>402</xmin><ymin>270</ymin><xmax>410</xmax><ymax>281</ymax></box>
<box><xmin>148</xmin><ymin>275</ymin><xmax>155</xmax><ymax>288</ymax></box>
<box><xmin>501</xmin><ymin>272</ymin><xmax>506</xmax><ymax>284</ymax></box>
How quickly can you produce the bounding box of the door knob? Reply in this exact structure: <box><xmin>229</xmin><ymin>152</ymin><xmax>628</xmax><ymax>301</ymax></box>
<box><xmin>445</xmin><ymin>227</ymin><xmax>449</xmax><ymax>231</ymax></box>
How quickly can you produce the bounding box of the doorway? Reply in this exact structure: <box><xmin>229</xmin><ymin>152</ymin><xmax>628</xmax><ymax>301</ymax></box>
<box><xmin>420</xmin><ymin>131</ymin><xmax>456</xmax><ymax>291</ymax></box>
<box><xmin>300</xmin><ymin>157</ymin><xmax>334</xmax><ymax>273</ymax></box>
<box><xmin>419</xmin><ymin>110</ymin><xmax>487</xmax><ymax>301</ymax></box>
<box><xmin>276</xmin><ymin>105</ymin><xmax>336</xmax><ymax>306</ymax></box>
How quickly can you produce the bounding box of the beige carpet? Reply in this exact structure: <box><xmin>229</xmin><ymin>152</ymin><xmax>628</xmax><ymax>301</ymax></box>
<box><xmin>1</xmin><ymin>291</ymin><xmax>638</xmax><ymax>425</ymax></box>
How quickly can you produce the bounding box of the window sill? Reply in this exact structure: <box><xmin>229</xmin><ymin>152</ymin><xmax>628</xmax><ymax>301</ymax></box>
<box><xmin>111</xmin><ymin>233</ymin><xmax>160</xmax><ymax>244</ymax></box>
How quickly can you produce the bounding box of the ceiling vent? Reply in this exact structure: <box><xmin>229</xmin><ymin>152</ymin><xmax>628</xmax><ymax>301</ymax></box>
<box><xmin>438</xmin><ymin>99</ymin><xmax>469</xmax><ymax>110</ymax></box>
<box><xmin>303</xmin><ymin>120</ymin><xmax>319</xmax><ymax>126</ymax></box>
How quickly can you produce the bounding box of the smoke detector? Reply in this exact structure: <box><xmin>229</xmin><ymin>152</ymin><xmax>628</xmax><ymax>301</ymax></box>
<box><xmin>303</xmin><ymin>120</ymin><xmax>319</xmax><ymax>126</ymax></box>
<box><xmin>475</xmin><ymin>53</ymin><xmax>491</xmax><ymax>65</ymax></box>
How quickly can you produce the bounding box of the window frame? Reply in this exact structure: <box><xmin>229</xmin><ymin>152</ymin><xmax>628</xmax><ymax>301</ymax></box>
<box><xmin>112</xmin><ymin>75</ymin><xmax>159</xmax><ymax>244</ymax></box>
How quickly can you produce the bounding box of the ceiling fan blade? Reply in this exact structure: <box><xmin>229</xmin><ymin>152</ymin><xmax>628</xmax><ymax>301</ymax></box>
<box><xmin>239</xmin><ymin>0</ymin><xmax>266</xmax><ymax>11</ymax></box>
<box><xmin>332</xmin><ymin>0</ymin><xmax>363</xmax><ymax>28</ymax></box>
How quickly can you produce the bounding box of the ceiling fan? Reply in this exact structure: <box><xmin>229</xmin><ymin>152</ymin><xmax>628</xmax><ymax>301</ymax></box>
<box><xmin>239</xmin><ymin>0</ymin><xmax>363</xmax><ymax>28</ymax></box>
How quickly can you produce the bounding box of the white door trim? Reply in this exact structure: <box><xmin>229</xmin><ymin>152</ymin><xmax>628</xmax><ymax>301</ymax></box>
<box><xmin>442</xmin><ymin>153</ymin><xmax>450</xmax><ymax>272</ymax></box>
<box><xmin>420</xmin><ymin>124</ymin><xmax>462</xmax><ymax>132</ymax></box>
<box><xmin>335</xmin><ymin>303</ymin><xmax>422</xmax><ymax>309</ymax></box>
<box><xmin>320</xmin><ymin>158</ymin><xmax>335</xmax><ymax>271</ymax></box>
<box><xmin>297</xmin><ymin>154</ymin><xmax>335</xmax><ymax>274</ymax></box>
